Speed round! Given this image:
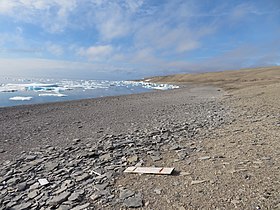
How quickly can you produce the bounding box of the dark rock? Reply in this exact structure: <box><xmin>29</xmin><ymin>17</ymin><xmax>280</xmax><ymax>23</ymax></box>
<box><xmin>17</xmin><ymin>182</ymin><xmax>27</xmax><ymax>191</ymax></box>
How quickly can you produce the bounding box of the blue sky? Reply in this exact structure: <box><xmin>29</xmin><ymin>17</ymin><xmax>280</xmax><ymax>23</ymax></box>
<box><xmin>0</xmin><ymin>0</ymin><xmax>279</xmax><ymax>79</ymax></box>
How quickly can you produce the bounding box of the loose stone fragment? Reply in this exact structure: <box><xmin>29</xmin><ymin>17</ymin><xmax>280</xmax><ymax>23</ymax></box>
<box><xmin>94</xmin><ymin>182</ymin><xmax>109</xmax><ymax>191</ymax></box>
<box><xmin>100</xmin><ymin>153</ymin><xmax>111</xmax><ymax>162</ymax></box>
<box><xmin>68</xmin><ymin>192</ymin><xmax>81</xmax><ymax>201</ymax></box>
<box><xmin>90</xmin><ymin>193</ymin><xmax>102</xmax><ymax>201</ymax></box>
<box><xmin>28</xmin><ymin>190</ymin><xmax>40</xmax><ymax>199</ymax></box>
<box><xmin>154</xmin><ymin>188</ymin><xmax>161</xmax><ymax>195</ymax></box>
<box><xmin>6</xmin><ymin>201</ymin><xmax>17</xmax><ymax>208</ymax></box>
<box><xmin>123</xmin><ymin>194</ymin><xmax>143</xmax><ymax>208</ymax></box>
<box><xmin>10</xmin><ymin>202</ymin><xmax>32</xmax><ymax>210</ymax></box>
<box><xmin>17</xmin><ymin>182</ymin><xmax>27</xmax><ymax>191</ymax></box>
<box><xmin>191</xmin><ymin>180</ymin><xmax>207</xmax><ymax>185</ymax></box>
<box><xmin>73</xmin><ymin>138</ymin><xmax>81</xmax><ymax>143</ymax></box>
<box><xmin>127</xmin><ymin>155</ymin><xmax>138</xmax><ymax>164</ymax></box>
<box><xmin>25</xmin><ymin>155</ymin><xmax>37</xmax><ymax>161</ymax></box>
<box><xmin>44</xmin><ymin>162</ymin><xmax>59</xmax><ymax>171</ymax></box>
<box><xmin>48</xmin><ymin>191</ymin><xmax>71</xmax><ymax>206</ymax></box>
<box><xmin>180</xmin><ymin>172</ymin><xmax>191</xmax><ymax>176</ymax></box>
<box><xmin>119</xmin><ymin>189</ymin><xmax>135</xmax><ymax>200</ymax></box>
<box><xmin>150</xmin><ymin>155</ymin><xmax>162</xmax><ymax>162</ymax></box>
<box><xmin>57</xmin><ymin>204</ymin><xmax>71</xmax><ymax>210</ymax></box>
<box><xmin>170</xmin><ymin>144</ymin><xmax>181</xmax><ymax>150</ymax></box>
<box><xmin>75</xmin><ymin>173</ymin><xmax>90</xmax><ymax>182</ymax></box>
<box><xmin>198</xmin><ymin>156</ymin><xmax>211</xmax><ymax>160</ymax></box>
<box><xmin>71</xmin><ymin>203</ymin><xmax>90</xmax><ymax>210</ymax></box>
<box><xmin>29</xmin><ymin>182</ymin><xmax>40</xmax><ymax>190</ymax></box>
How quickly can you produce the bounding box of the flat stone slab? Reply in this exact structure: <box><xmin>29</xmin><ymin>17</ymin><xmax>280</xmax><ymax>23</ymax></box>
<box><xmin>48</xmin><ymin>191</ymin><xmax>71</xmax><ymax>206</ymax></box>
<box><xmin>123</xmin><ymin>194</ymin><xmax>143</xmax><ymax>208</ymax></box>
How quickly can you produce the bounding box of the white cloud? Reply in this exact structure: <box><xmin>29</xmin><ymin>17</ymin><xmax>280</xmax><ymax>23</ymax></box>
<box><xmin>92</xmin><ymin>1</ymin><xmax>141</xmax><ymax>41</ymax></box>
<box><xmin>0</xmin><ymin>0</ymin><xmax>77</xmax><ymax>33</ymax></box>
<box><xmin>125</xmin><ymin>0</ymin><xmax>144</xmax><ymax>12</ymax></box>
<box><xmin>0</xmin><ymin>33</ymin><xmax>25</xmax><ymax>48</ymax></box>
<box><xmin>0</xmin><ymin>58</ymin><xmax>135</xmax><ymax>79</ymax></box>
<box><xmin>78</xmin><ymin>45</ymin><xmax>113</xmax><ymax>61</ymax></box>
<box><xmin>0</xmin><ymin>1</ymin><xmax>279</xmax><ymax>78</ymax></box>
<box><xmin>46</xmin><ymin>43</ymin><xmax>64</xmax><ymax>56</ymax></box>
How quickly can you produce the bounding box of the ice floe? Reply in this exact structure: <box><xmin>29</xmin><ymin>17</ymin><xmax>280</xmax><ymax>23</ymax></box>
<box><xmin>38</xmin><ymin>93</ymin><xmax>67</xmax><ymax>97</ymax></box>
<box><xmin>122</xmin><ymin>81</ymin><xmax>179</xmax><ymax>90</ymax></box>
<box><xmin>1</xmin><ymin>79</ymin><xmax>179</xmax><ymax>103</ymax></box>
<box><xmin>9</xmin><ymin>96</ymin><xmax>33</xmax><ymax>101</ymax></box>
<box><xmin>0</xmin><ymin>83</ymin><xmax>60</xmax><ymax>92</ymax></box>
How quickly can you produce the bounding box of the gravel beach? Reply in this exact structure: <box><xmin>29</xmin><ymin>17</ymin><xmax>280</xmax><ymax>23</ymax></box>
<box><xmin>0</xmin><ymin>68</ymin><xmax>279</xmax><ymax>209</ymax></box>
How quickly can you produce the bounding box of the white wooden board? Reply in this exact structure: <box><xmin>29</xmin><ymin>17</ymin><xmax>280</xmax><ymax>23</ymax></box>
<box><xmin>124</xmin><ymin>167</ymin><xmax>174</xmax><ymax>175</ymax></box>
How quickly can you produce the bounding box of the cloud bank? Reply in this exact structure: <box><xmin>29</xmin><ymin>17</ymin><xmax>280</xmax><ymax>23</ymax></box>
<box><xmin>0</xmin><ymin>0</ymin><xmax>279</xmax><ymax>79</ymax></box>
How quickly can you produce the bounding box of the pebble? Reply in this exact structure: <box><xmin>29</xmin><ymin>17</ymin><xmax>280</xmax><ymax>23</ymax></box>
<box><xmin>154</xmin><ymin>188</ymin><xmax>161</xmax><ymax>195</ymax></box>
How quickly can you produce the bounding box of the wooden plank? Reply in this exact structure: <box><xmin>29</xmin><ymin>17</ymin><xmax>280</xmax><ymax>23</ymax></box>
<box><xmin>124</xmin><ymin>167</ymin><xmax>174</xmax><ymax>175</ymax></box>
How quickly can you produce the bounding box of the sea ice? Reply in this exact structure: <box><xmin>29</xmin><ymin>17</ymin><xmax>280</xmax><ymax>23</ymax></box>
<box><xmin>38</xmin><ymin>93</ymin><xmax>67</xmax><ymax>97</ymax></box>
<box><xmin>9</xmin><ymin>96</ymin><xmax>33</xmax><ymax>101</ymax></box>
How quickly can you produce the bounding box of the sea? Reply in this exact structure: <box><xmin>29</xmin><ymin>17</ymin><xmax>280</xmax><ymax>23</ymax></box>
<box><xmin>0</xmin><ymin>77</ymin><xmax>179</xmax><ymax>107</ymax></box>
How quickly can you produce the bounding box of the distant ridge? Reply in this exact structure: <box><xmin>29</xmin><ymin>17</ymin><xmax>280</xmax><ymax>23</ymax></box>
<box><xmin>148</xmin><ymin>66</ymin><xmax>280</xmax><ymax>90</ymax></box>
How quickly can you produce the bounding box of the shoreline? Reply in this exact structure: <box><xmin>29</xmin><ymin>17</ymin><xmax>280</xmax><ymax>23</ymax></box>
<box><xmin>0</xmin><ymin>79</ymin><xmax>179</xmax><ymax>109</ymax></box>
<box><xmin>0</xmin><ymin>68</ymin><xmax>279</xmax><ymax>209</ymax></box>
<box><xmin>0</xmin><ymin>84</ymin><xmax>222</xmax><ymax>162</ymax></box>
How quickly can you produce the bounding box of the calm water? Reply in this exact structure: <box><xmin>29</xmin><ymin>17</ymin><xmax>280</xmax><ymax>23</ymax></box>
<box><xmin>0</xmin><ymin>77</ymin><xmax>178</xmax><ymax>107</ymax></box>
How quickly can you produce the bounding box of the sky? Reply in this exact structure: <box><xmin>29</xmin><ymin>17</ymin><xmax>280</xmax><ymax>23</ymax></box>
<box><xmin>0</xmin><ymin>0</ymin><xmax>279</xmax><ymax>80</ymax></box>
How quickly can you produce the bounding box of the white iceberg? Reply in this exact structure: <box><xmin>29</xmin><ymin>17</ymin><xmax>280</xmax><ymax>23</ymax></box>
<box><xmin>0</xmin><ymin>83</ymin><xmax>59</xmax><ymax>92</ymax></box>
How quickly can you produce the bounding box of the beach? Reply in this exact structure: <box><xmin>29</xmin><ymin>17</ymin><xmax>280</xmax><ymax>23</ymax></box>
<box><xmin>0</xmin><ymin>67</ymin><xmax>279</xmax><ymax>209</ymax></box>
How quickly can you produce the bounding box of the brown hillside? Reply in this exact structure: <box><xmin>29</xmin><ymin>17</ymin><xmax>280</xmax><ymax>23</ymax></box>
<box><xmin>149</xmin><ymin>66</ymin><xmax>280</xmax><ymax>91</ymax></box>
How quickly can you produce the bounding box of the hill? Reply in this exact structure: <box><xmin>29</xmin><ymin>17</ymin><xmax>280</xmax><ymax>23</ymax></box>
<box><xmin>149</xmin><ymin>66</ymin><xmax>280</xmax><ymax>90</ymax></box>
